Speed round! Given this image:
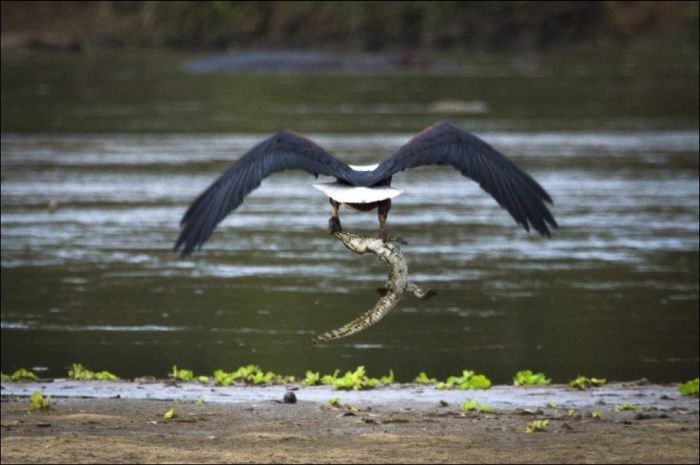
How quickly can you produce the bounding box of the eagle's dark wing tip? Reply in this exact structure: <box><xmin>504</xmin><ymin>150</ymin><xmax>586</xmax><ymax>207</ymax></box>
<box><xmin>173</xmin><ymin>239</ymin><xmax>189</xmax><ymax>258</ymax></box>
<box><xmin>537</xmin><ymin>215</ymin><xmax>558</xmax><ymax>237</ymax></box>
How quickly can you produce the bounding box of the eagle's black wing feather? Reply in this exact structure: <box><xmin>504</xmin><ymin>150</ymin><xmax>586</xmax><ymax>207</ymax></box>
<box><xmin>174</xmin><ymin>131</ymin><xmax>355</xmax><ymax>256</ymax></box>
<box><xmin>368</xmin><ymin>122</ymin><xmax>557</xmax><ymax>235</ymax></box>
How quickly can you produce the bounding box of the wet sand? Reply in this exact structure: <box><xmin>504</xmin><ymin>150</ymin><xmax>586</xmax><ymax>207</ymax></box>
<box><xmin>1</xmin><ymin>380</ymin><xmax>698</xmax><ymax>463</ymax></box>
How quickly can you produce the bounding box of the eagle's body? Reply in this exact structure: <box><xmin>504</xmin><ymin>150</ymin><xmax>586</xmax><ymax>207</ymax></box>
<box><xmin>175</xmin><ymin>122</ymin><xmax>557</xmax><ymax>256</ymax></box>
<box><xmin>313</xmin><ymin>164</ymin><xmax>400</xmax><ymax>238</ymax></box>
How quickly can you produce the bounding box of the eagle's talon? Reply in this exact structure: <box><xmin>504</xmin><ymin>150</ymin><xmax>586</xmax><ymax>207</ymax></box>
<box><xmin>328</xmin><ymin>217</ymin><xmax>342</xmax><ymax>234</ymax></box>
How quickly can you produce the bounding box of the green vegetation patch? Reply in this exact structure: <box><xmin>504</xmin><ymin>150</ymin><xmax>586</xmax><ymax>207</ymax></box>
<box><xmin>163</xmin><ymin>408</ymin><xmax>176</xmax><ymax>420</ymax></box>
<box><xmin>302</xmin><ymin>370</ymin><xmax>322</xmax><ymax>386</ymax></box>
<box><xmin>414</xmin><ymin>372</ymin><xmax>438</xmax><ymax>385</ymax></box>
<box><xmin>677</xmin><ymin>377</ymin><xmax>699</xmax><ymax>397</ymax></box>
<box><xmin>213</xmin><ymin>365</ymin><xmax>294</xmax><ymax>386</ymax></box>
<box><xmin>170</xmin><ymin>365</ymin><xmax>194</xmax><ymax>381</ymax></box>
<box><xmin>525</xmin><ymin>419</ymin><xmax>549</xmax><ymax>433</ymax></box>
<box><xmin>614</xmin><ymin>403</ymin><xmax>637</xmax><ymax>412</ymax></box>
<box><xmin>461</xmin><ymin>399</ymin><xmax>494</xmax><ymax>413</ymax></box>
<box><xmin>169</xmin><ymin>366</ymin><xmax>210</xmax><ymax>383</ymax></box>
<box><xmin>320</xmin><ymin>366</ymin><xmax>393</xmax><ymax>390</ymax></box>
<box><xmin>2</xmin><ymin>368</ymin><xmax>40</xmax><ymax>382</ymax></box>
<box><xmin>68</xmin><ymin>363</ymin><xmax>118</xmax><ymax>381</ymax></box>
<box><xmin>568</xmin><ymin>375</ymin><xmax>606</xmax><ymax>390</ymax></box>
<box><xmin>436</xmin><ymin>370</ymin><xmax>491</xmax><ymax>390</ymax></box>
<box><xmin>513</xmin><ymin>370</ymin><xmax>551</xmax><ymax>386</ymax></box>
<box><xmin>30</xmin><ymin>391</ymin><xmax>51</xmax><ymax>410</ymax></box>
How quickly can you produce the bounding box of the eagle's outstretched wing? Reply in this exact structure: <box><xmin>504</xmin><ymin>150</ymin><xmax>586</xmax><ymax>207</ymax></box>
<box><xmin>367</xmin><ymin>122</ymin><xmax>557</xmax><ymax>236</ymax></box>
<box><xmin>174</xmin><ymin>130</ymin><xmax>355</xmax><ymax>257</ymax></box>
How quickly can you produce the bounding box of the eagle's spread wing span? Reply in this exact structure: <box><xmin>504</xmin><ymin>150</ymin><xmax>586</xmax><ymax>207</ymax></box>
<box><xmin>174</xmin><ymin>131</ymin><xmax>354</xmax><ymax>256</ymax></box>
<box><xmin>367</xmin><ymin>122</ymin><xmax>557</xmax><ymax>236</ymax></box>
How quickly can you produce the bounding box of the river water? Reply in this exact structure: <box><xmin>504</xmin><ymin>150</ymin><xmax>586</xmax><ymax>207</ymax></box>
<box><xmin>1</xmin><ymin>50</ymin><xmax>698</xmax><ymax>383</ymax></box>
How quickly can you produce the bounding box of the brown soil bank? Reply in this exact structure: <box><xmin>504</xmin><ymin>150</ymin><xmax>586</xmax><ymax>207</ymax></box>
<box><xmin>1</xmin><ymin>382</ymin><xmax>698</xmax><ymax>463</ymax></box>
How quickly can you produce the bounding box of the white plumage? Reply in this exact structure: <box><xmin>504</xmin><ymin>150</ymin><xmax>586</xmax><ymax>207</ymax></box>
<box><xmin>313</xmin><ymin>164</ymin><xmax>403</xmax><ymax>204</ymax></box>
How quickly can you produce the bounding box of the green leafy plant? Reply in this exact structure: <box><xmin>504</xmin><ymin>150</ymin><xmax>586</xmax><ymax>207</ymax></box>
<box><xmin>567</xmin><ymin>408</ymin><xmax>578</xmax><ymax>417</ymax></box>
<box><xmin>614</xmin><ymin>403</ymin><xmax>637</xmax><ymax>412</ymax></box>
<box><xmin>322</xmin><ymin>367</ymin><xmax>370</xmax><ymax>390</ymax></box>
<box><xmin>302</xmin><ymin>371</ymin><xmax>321</xmax><ymax>386</ymax></box>
<box><xmin>3</xmin><ymin>368</ymin><xmax>40</xmax><ymax>381</ymax></box>
<box><xmin>170</xmin><ymin>365</ymin><xmax>194</xmax><ymax>381</ymax></box>
<box><xmin>213</xmin><ymin>366</ymin><xmax>256</xmax><ymax>386</ymax></box>
<box><xmin>327</xmin><ymin>397</ymin><xmax>341</xmax><ymax>408</ymax></box>
<box><xmin>546</xmin><ymin>402</ymin><xmax>559</xmax><ymax>409</ymax></box>
<box><xmin>163</xmin><ymin>408</ymin><xmax>176</xmax><ymax>420</ymax></box>
<box><xmin>513</xmin><ymin>370</ymin><xmax>551</xmax><ymax>386</ymax></box>
<box><xmin>435</xmin><ymin>370</ymin><xmax>491</xmax><ymax>390</ymax></box>
<box><xmin>592</xmin><ymin>411</ymin><xmax>602</xmax><ymax>419</ymax></box>
<box><xmin>414</xmin><ymin>372</ymin><xmax>438</xmax><ymax>385</ymax></box>
<box><xmin>677</xmin><ymin>377</ymin><xmax>699</xmax><ymax>397</ymax></box>
<box><xmin>212</xmin><ymin>365</ymin><xmax>294</xmax><ymax>386</ymax></box>
<box><xmin>461</xmin><ymin>399</ymin><xmax>494</xmax><ymax>413</ymax></box>
<box><xmin>30</xmin><ymin>391</ymin><xmax>50</xmax><ymax>410</ymax></box>
<box><xmin>525</xmin><ymin>419</ymin><xmax>549</xmax><ymax>433</ymax></box>
<box><xmin>94</xmin><ymin>371</ymin><xmax>119</xmax><ymax>381</ymax></box>
<box><xmin>568</xmin><ymin>375</ymin><xmax>606</xmax><ymax>390</ymax></box>
<box><xmin>319</xmin><ymin>366</ymin><xmax>393</xmax><ymax>390</ymax></box>
<box><xmin>378</xmin><ymin>369</ymin><xmax>394</xmax><ymax>384</ymax></box>
<box><xmin>195</xmin><ymin>397</ymin><xmax>205</xmax><ymax>405</ymax></box>
<box><xmin>68</xmin><ymin>363</ymin><xmax>118</xmax><ymax>381</ymax></box>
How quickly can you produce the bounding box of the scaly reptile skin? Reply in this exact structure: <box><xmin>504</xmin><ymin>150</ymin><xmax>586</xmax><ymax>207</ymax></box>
<box><xmin>311</xmin><ymin>231</ymin><xmax>434</xmax><ymax>343</ymax></box>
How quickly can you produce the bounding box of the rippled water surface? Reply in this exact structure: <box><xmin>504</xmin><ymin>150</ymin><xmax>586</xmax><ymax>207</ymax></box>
<box><xmin>1</xmin><ymin>51</ymin><xmax>698</xmax><ymax>383</ymax></box>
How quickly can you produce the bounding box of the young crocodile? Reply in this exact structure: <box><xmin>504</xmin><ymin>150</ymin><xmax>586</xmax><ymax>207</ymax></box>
<box><xmin>311</xmin><ymin>231</ymin><xmax>436</xmax><ymax>344</ymax></box>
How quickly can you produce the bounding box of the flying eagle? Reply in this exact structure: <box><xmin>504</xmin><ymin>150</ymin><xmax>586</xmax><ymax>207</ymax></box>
<box><xmin>174</xmin><ymin>121</ymin><xmax>557</xmax><ymax>256</ymax></box>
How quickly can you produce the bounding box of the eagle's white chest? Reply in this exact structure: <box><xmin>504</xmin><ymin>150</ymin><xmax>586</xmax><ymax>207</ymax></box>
<box><xmin>313</xmin><ymin>164</ymin><xmax>403</xmax><ymax>204</ymax></box>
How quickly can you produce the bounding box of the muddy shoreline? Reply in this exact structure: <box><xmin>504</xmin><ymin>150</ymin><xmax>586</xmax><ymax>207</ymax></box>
<box><xmin>2</xmin><ymin>380</ymin><xmax>698</xmax><ymax>463</ymax></box>
<box><xmin>1</xmin><ymin>379</ymin><xmax>697</xmax><ymax>410</ymax></box>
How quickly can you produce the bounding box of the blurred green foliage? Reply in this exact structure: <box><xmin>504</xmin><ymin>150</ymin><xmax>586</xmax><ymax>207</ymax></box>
<box><xmin>30</xmin><ymin>391</ymin><xmax>51</xmax><ymax>410</ymax></box>
<box><xmin>677</xmin><ymin>377</ymin><xmax>699</xmax><ymax>397</ymax></box>
<box><xmin>2</xmin><ymin>1</ymin><xmax>697</xmax><ymax>53</ymax></box>
<box><xmin>212</xmin><ymin>364</ymin><xmax>295</xmax><ymax>386</ymax></box>
<box><xmin>68</xmin><ymin>363</ymin><xmax>119</xmax><ymax>381</ymax></box>
<box><xmin>569</xmin><ymin>375</ymin><xmax>607</xmax><ymax>390</ymax></box>
<box><xmin>525</xmin><ymin>419</ymin><xmax>549</xmax><ymax>433</ymax></box>
<box><xmin>1</xmin><ymin>368</ymin><xmax>39</xmax><ymax>382</ymax></box>
<box><xmin>461</xmin><ymin>399</ymin><xmax>494</xmax><ymax>413</ymax></box>
<box><xmin>435</xmin><ymin>370</ymin><xmax>491</xmax><ymax>390</ymax></box>
<box><xmin>513</xmin><ymin>370</ymin><xmax>551</xmax><ymax>386</ymax></box>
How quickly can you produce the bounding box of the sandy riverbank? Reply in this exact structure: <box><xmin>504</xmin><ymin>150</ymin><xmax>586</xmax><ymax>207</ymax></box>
<box><xmin>1</xmin><ymin>381</ymin><xmax>698</xmax><ymax>463</ymax></box>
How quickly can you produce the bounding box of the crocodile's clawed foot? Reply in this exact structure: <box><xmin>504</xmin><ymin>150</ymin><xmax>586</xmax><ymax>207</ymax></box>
<box><xmin>407</xmin><ymin>282</ymin><xmax>437</xmax><ymax>300</ymax></box>
<box><xmin>420</xmin><ymin>289</ymin><xmax>437</xmax><ymax>300</ymax></box>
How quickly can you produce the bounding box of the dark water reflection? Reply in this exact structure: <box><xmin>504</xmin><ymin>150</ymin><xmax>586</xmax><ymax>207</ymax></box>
<box><xmin>1</xmin><ymin>51</ymin><xmax>698</xmax><ymax>383</ymax></box>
